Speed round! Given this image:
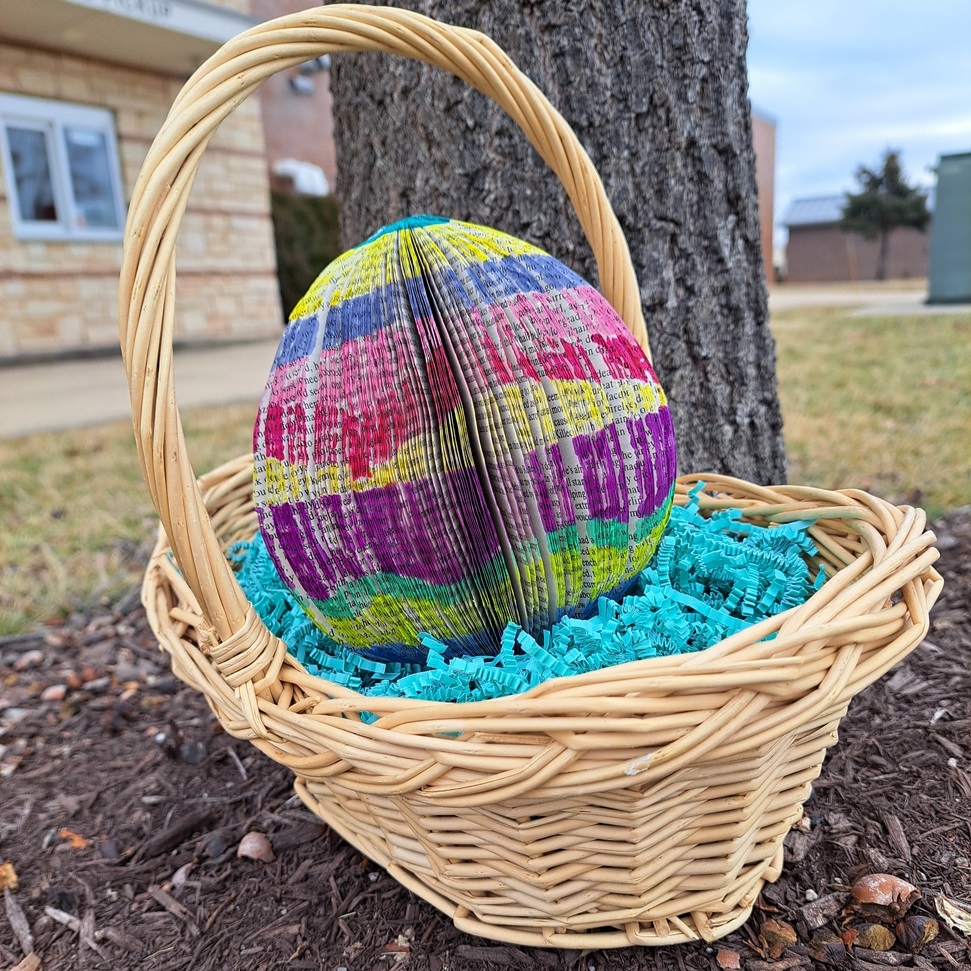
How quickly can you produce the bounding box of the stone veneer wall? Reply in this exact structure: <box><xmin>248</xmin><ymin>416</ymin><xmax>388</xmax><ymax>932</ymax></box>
<box><xmin>0</xmin><ymin>39</ymin><xmax>282</xmax><ymax>359</ymax></box>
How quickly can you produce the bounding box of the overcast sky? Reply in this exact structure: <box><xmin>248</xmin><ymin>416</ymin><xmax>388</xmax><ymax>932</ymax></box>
<box><xmin>745</xmin><ymin>0</ymin><xmax>971</xmax><ymax>240</ymax></box>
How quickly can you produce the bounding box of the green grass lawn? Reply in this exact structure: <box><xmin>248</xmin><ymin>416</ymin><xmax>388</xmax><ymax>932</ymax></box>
<box><xmin>1</xmin><ymin>305</ymin><xmax>968</xmax><ymax>636</ymax></box>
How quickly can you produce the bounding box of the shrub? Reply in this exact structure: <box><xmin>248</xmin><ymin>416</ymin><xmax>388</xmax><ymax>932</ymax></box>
<box><xmin>269</xmin><ymin>190</ymin><xmax>341</xmax><ymax>322</ymax></box>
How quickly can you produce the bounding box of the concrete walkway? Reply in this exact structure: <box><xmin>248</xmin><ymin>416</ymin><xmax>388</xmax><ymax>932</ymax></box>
<box><xmin>0</xmin><ymin>338</ymin><xmax>280</xmax><ymax>439</ymax></box>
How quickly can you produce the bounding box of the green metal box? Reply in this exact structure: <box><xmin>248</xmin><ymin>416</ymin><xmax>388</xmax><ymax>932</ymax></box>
<box><xmin>928</xmin><ymin>152</ymin><xmax>971</xmax><ymax>303</ymax></box>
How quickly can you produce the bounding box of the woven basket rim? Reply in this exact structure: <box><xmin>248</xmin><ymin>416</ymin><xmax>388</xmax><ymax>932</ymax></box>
<box><xmin>144</xmin><ymin>463</ymin><xmax>942</xmax><ymax>720</ymax></box>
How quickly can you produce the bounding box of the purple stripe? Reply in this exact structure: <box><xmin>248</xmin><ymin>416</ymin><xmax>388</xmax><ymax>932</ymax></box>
<box><xmin>626</xmin><ymin>409</ymin><xmax>676</xmax><ymax>516</ymax></box>
<box><xmin>573</xmin><ymin>424</ymin><xmax>630</xmax><ymax>522</ymax></box>
<box><xmin>524</xmin><ymin>442</ymin><xmax>579</xmax><ymax>532</ymax></box>
<box><xmin>548</xmin><ymin>445</ymin><xmax>575</xmax><ymax>525</ymax></box>
<box><xmin>262</xmin><ymin>501</ymin><xmax>361</xmax><ymax>596</ymax></box>
<box><xmin>647</xmin><ymin>407</ymin><xmax>678</xmax><ymax>506</ymax></box>
<box><xmin>263</xmin><ymin>466</ymin><xmax>502</xmax><ymax>599</ymax></box>
<box><xmin>628</xmin><ymin>414</ymin><xmax>656</xmax><ymax>517</ymax></box>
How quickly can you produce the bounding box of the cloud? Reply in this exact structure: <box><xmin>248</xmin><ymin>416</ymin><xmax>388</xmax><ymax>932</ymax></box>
<box><xmin>746</xmin><ymin>0</ymin><xmax>971</xmax><ymax>228</ymax></box>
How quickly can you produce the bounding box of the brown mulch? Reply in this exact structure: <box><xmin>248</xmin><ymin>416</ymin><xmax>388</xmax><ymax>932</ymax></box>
<box><xmin>2</xmin><ymin>510</ymin><xmax>970</xmax><ymax>971</ymax></box>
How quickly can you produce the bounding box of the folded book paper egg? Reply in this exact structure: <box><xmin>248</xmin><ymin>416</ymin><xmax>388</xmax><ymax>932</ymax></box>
<box><xmin>253</xmin><ymin>216</ymin><xmax>677</xmax><ymax>662</ymax></box>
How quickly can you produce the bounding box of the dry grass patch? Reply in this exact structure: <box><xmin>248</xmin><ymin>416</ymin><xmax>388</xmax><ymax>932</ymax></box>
<box><xmin>772</xmin><ymin>306</ymin><xmax>971</xmax><ymax>515</ymax></box>
<box><xmin>2</xmin><ymin>305</ymin><xmax>968</xmax><ymax>636</ymax></box>
<box><xmin>0</xmin><ymin>403</ymin><xmax>256</xmax><ymax>636</ymax></box>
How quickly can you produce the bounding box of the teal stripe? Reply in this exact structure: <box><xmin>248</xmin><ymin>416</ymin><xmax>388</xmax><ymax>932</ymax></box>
<box><xmin>314</xmin><ymin>552</ymin><xmax>513</xmax><ymax>619</ymax></box>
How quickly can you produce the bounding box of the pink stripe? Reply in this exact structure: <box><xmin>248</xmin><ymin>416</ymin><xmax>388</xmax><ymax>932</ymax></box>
<box><xmin>561</xmin><ymin>288</ymin><xmax>660</xmax><ymax>384</ymax></box>
<box><xmin>476</xmin><ymin>289</ymin><xmax>601</xmax><ymax>384</ymax></box>
<box><xmin>264</xmin><ymin>321</ymin><xmax>461</xmax><ymax>470</ymax></box>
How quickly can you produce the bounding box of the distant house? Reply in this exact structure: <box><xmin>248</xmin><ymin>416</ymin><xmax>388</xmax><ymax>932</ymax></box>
<box><xmin>782</xmin><ymin>195</ymin><xmax>928</xmax><ymax>283</ymax></box>
<box><xmin>0</xmin><ymin>0</ymin><xmax>282</xmax><ymax>361</ymax></box>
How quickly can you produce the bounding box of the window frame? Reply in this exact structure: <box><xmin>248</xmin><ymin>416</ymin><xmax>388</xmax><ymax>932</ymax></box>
<box><xmin>0</xmin><ymin>93</ymin><xmax>127</xmax><ymax>243</ymax></box>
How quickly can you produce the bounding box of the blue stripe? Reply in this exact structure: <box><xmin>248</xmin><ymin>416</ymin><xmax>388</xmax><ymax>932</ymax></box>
<box><xmin>273</xmin><ymin>314</ymin><xmax>319</xmax><ymax>368</ymax></box>
<box><xmin>351</xmin><ymin>628</ymin><xmax>503</xmax><ymax>664</ymax></box>
<box><xmin>438</xmin><ymin>252</ymin><xmax>584</xmax><ymax>306</ymax></box>
<box><xmin>274</xmin><ymin>253</ymin><xmax>588</xmax><ymax>365</ymax></box>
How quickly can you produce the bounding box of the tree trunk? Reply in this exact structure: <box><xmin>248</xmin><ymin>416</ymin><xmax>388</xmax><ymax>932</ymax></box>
<box><xmin>876</xmin><ymin>228</ymin><xmax>890</xmax><ymax>281</ymax></box>
<box><xmin>328</xmin><ymin>0</ymin><xmax>787</xmax><ymax>484</ymax></box>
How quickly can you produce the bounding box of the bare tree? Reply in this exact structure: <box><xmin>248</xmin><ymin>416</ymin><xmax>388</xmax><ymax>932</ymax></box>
<box><xmin>328</xmin><ymin>0</ymin><xmax>786</xmax><ymax>484</ymax></box>
<box><xmin>841</xmin><ymin>150</ymin><xmax>930</xmax><ymax>282</ymax></box>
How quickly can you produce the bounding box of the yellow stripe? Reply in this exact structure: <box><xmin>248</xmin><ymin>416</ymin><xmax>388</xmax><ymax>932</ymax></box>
<box><xmin>260</xmin><ymin>430</ymin><xmax>476</xmax><ymax>506</ymax></box>
<box><xmin>291</xmin><ymin>220</ymin><xmax>549</xmax><ymax>317</ymax></box>
<box><xmin>319</xmin><ymin>593</ymin><xmax>483</xmax><ymax>648</ymax></box>
<box><xmin>477</xmin><ymin>379</ymin><xmax>665</xmax><ymax>445</ymax></box>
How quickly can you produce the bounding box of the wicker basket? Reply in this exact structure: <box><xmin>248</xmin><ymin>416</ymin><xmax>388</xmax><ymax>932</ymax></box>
<box><xmin>119</xmin><ymin>5</ymin><xmax>943</xmax><ymax>949</ymax></box>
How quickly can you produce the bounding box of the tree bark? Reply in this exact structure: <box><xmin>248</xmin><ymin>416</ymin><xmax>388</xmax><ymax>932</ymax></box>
<box><xmin>327</xmin><ymin>0</ymin><xmax>787</xmax><ymax>484</ymax></box>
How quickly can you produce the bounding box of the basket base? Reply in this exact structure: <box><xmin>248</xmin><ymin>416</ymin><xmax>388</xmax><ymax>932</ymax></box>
<box><xmin>293</xmin><ymin>778</ymin><xmax>788</xmax><ymax>949</ymax></box>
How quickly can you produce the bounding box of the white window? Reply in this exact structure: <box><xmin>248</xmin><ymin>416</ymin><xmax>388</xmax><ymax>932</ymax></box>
<box><xmin>0</xmin><ymin>94</ymin><xmax>126</xmax><ymax>242</ymax></box>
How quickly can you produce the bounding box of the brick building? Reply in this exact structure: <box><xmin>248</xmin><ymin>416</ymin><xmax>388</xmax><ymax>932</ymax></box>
<box><xmin>1</xmin><ymin>2</ymin><xmax>779</xmax><ymax>359</ymax></box>
<box><xmin>783</xmin><ymin>196</ymin><xmax>929</xmax><ymax>283</ymax></box>
<box><xmin>251</xmin><ymin>0</ymin><xmax>337</xmax><ymax>196</ymax></box>
<box><xmin>0</xmin><ymin>0</ymin><xmax>282</xmax><ymax>361</ymax></box>
<box><xmin>751</xmin><ymin>109</ymin><xmax>776</xmax><ymax>283</ymax></box>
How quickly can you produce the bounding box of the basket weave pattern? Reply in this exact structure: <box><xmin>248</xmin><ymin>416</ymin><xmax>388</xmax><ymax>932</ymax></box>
<box><xmin>121</xmin><ymin>6</ymin><xmax>943</xmax><ymax>949</ymax></box>
<box><xmin>142</xmin><ymin>461</ymin><xmax>940</xmax><ymax>947</ymax></box>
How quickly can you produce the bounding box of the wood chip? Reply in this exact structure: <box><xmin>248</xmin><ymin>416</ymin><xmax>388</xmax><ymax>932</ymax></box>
<box><xmin>784</xmin><ymin>829</ymin><xmax>816</xmax><ymax>863</ymax></box>
<box><xmin>80</xmin><ymin>908</ymin><xmax>108</xmax><ymax>959</ymax></box>
<box><xmin>798</xmin><ymin>891</ymin><xmax>849</xmax><ymax>930</ymax></box>
<box><xmin>101</xmin><ymin>926</ymin><xmax>144</xmax><ymax>952</ymax></box>
<box><xmin>453</xmin><ymin>945</ymin><xmax>531</xmax><ymax>965</ymax></box>
<box><xmin>746</xmin><ymin>958</ymin><xmax>811</xmax><ymax>971</ymax></box>
<box><xmin>884</xmin><ymin>665</ymin><xmax>929</xmax><ymax>696</ymax></box>
<box><xmin>43</xmin><ymin>905</ymin><xmax>108</xmax><ymax>959</ymax></box>
<box><xmin>270</xmin><ymin>823</ymin><xmax>326</xmax><ymax>854</ymax></box>
<box><xmin>286</xmin><ymin>857</ymin><xmax>315</xmax><ymax>886</ymax></box>
<box><xmin>852</xmin><ymin>948</ymin><xmax>910</xmax><ymax>966</ymax></box>
<box><xmin>45</xmin><ymin>905</ymin><xmax>84</xmax><ymax>932</ymax></box>
<box><xmin>8</xmin><ymin>953</ymin><xmax>41</xmax><ymax>971</ymax></box>
<box><xmin>147</xmin><ymin>885</ymin><xmax>200</xmax><ymax>936</ymax></box>
<box><xmin>226</xmin><ymin>745</ymin><xmax>248</xmax><ymax>780</ymax></box>
<box><xmin>147</xmin><ymin>884</ymin><xmax>193</xmax><ymax>920</ymax></box>
<box><xmin>4</xmin><ymin>887</ymin><xmax>33</xmax><ymax>955</ymax></box>
<box><xmin>133</xmin><ymin>807</ymin><xmax>220</xmax><ymax>861</ymax></box>
<box><xmin>935</xmin><ymin>944</ymin><xmax>962</xmax><ymax>969</ymax></box>
<box><xmin>715</xmin><ymin>947</ymin><xmax>741</xmax><ymax>969</ymax></box>
<box><xmin>883</xmin><ymin>812</ymin><xmax>913</xmax><ymax>862</ymax></box>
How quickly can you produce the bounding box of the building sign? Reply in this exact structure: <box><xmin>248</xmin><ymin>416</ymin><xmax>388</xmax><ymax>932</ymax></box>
<box><xmin>69</xmin><ymin>0</ymin><xmax>175</xmax><ymax>29</ymax></box>
<box><xmin>65</xmin><ymin>0</ymin><xmax>251</xmax><ymax>43</ymax></box>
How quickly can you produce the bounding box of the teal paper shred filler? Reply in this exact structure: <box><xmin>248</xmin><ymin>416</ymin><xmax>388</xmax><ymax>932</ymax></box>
<box><xmin>230</xmin><ymin>487</ymin><xmax>823</xmax><ymax>711</ymax></box>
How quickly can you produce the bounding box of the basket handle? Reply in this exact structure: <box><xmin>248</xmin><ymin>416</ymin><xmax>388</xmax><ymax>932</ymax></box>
<box><xmin>119</xmin><ymin>4</ymin><xmax>647</xmax><ymax>669</ymax></box>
